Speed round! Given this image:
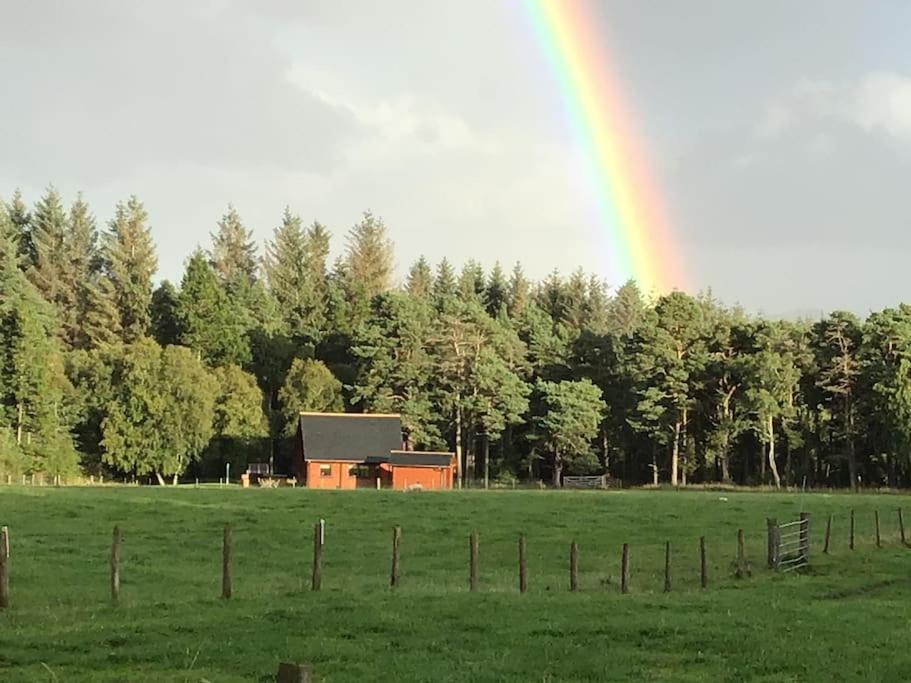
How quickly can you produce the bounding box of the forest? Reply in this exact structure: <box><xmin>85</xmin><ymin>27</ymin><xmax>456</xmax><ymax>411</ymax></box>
<box><xmin>1</xmin><ymin>186</ymin><xmax>909</xmax><ymax>489</ymax></box>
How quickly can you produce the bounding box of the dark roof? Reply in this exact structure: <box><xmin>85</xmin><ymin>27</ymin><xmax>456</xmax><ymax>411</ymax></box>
<box><xmin>299</xmin><ymin>413</ymin><xmax>403</xmax><ymax>463</ymax></box>
<box><xmin>388</xmin><ymin>451</ymin><xmax>455</xmax><ymax>468</ymax></box>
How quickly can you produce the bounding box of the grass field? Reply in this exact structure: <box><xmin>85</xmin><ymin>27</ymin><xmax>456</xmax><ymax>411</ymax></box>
<box><xmin>1</xmin><ymin>486</ymin><xmax>910</xmax><ymax>682</ymax></box>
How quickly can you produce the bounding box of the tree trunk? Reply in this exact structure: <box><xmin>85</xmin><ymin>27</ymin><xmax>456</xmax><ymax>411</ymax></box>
<box><xmin>767</xmin><ymin>415</ymin><xmax>781</xmax><ymax>489</ymax></box>
<box><xmin>671</xmin><ymin>418</ymin><xmax>681</xmax><ymax>486</ymax></box>
<box><xmin>601</xmin><ymin>427</ymin><xmax>609</xmax><ymax>475</ymax></box>
<box><xmin>552</xmin><ymin>449</ymin><xmax>563</xmax><ymax>488</ymax></box>
<box><xmin>155</xmin><ymin>472</ymin><xmax>166</xmax><ymax>486</ymax></box>
<box><xmin>846</xmin><ymin>398</ymin><xmax>857</xmax><ymax>491</ymax></box>
<box><xmin>483</xmin><ymin>435</ymin><xmax>490</xmax><ymax>490</ymax></box>
<box><xmin>720</xmin><ymin>432</ymin><xmax>731</xmax><ymax>483</ymax></box>
<box><xmin>16</xmin><ymin>403</ymin><xmax>23</xmax><ymax>446</ymax></box>
<box><xmin>172</xmin><ymin>473</ymin><xmax>178</xmax><ymax>486</ymax></box>
<box><xmin>455</xmin><ymin>399</ymin><xmax>463</xmax><ymax>489</ymax></box>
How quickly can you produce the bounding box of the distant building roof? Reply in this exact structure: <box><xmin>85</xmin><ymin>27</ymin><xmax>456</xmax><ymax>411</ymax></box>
<box><xmin>388</xmin><ymin>451</ymin><xmax>455</xmax><ymax>468</ymax></box>
<box><xmin>298</xmin><ymin>412</ymin><xmax>403</xmax><ymax>463</ymax></box>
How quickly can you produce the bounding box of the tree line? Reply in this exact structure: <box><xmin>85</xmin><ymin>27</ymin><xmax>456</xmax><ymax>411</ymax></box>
<box><xmin>1</xmin><ymin>186</ymin><xmax>910</xmax><ymax>489</ymax></box>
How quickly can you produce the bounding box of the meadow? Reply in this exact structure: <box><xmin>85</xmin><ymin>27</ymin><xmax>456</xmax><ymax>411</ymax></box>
<box><xmin>0</xmin><ymin>486</ymin><xmax>909</xmax><ymax>682</ymax></box>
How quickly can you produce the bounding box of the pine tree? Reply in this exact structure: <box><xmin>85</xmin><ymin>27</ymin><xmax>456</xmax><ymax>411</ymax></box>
<box><xmin>485</xmin><ymin>262</ymin><xmax>508</xmax><ymax>316</ymax></box>
<box><xmin>64</xmin><ymin>194</ymin><xmax>99</xmax><ymax>349</ymax></box>
<box><xmin>210</xmin><ymin>205</ymin><xmax>257</xmax><ymax>284</ymax></box>
<box><xmin>507</xmin><ymin>262</ymin><xmax>530</xmax><ymax>318</ymax></box>
<box><xmin>9</xmin><ymin>189</ymin><xmax>33</xmax><ymax>265</ymax></box>
<box><xmin>406</xmin><ymin>256</ymin><xmax>433</xmax><ymax>299</ymax></box>
<box><xmin>82</xmin><ymin>275</ymin><xmax>123</xmax><ymax>348</ymax></box>
<box><xmin>344</xmin><ymin>211</ymin><xmax>394</xmax><ymax>299</ymax></box>
<box><xmin>457</xmin><ymin>260</ymin><xmax>485</xmax><ymax>305</ymax></box>
<box><xmin>101</xmin><ymin>196</ymin><xmax>157</xmax><ymax>342</ymax></box>
<box><xmin>433</xmin><ymin>258</ymin><xmax>457</xmax><ymax>305</ymax></box>
<box><xmin>27</xmin><ymin>186</ymin><xmax>69</xmax><ymax>307</ymax></box>
<box><xmin>0</xmin><ymin>199</ymin><xmax>16</xmax><ymax>246</ymax></box>
<box><xmin>176</xmin><ymin>251</ymin><xmax>251</xmax><ymax>367</ymax></box>
<box><xmin>151</xmin><ymin>280</ymin><xmax>180</xmax><ymax>346</ymax></box>
<box><xmin>606</xmin><ymin>279</ymin><xmax>646</xmax><ymax>335</ymax></box>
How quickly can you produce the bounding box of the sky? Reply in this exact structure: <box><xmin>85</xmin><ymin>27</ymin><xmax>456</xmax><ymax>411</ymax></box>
<box><xmin>2</xmin><ymin>0</ymin><xmax>910</xmax><ymax>317</ymax></box>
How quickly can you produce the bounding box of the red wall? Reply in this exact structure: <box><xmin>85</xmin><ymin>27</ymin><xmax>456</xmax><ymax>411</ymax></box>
<box><xmin>391</xmin><ymin>465</ymin><xmax>453</xmax><ymax>490</ymax></box>
<box><xmin>305</xmin><ymin>461</ymin><xmax>358</xmax><ymax>490</ymax></box>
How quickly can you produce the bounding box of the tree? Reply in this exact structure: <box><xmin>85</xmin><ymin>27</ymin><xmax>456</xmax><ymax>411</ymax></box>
<box><xmin>813</xmin><ymin>311</ymin><xmax>862</xmax><ymax>489</ymax></box>
<box><xmin>457</xmin><ymin>260</ymin><xmax>485</xmax><ymax>305</ymax></box>
<box><xmin>0</xmin><ymin>227</ymin><xmax>78</xmax><ymax>476</ymax></box>
<box><xmin>485</xmin><ymin>262</ymin><xmax>508</xmax><ymax>316</ymax></box>
<box><xmin>206</xmin><ymin>364</ymin><xmax>269</xmax><ymax>474</ymax></box>
<box><xmin>27</xmin><ymin>186</ymin><xmax>69</xmax><ymax>307</ymax></box>
<box><xmin>65</xmin><ymin>194</ymin><xmax>100</xmax><ymax>349</ymax></box>
<box><xmin>352</xmin><ymin>292</ymin><xmax>442</xmax><ymax>449</ymax></box>
<box><xmin>605</xmin><ymin>279</ymin><xmax>646</xmax><ymax>335</ymax></box>
<box><xmin>100</xmin><ymin>196</ymin><xmax>157</xmax><ymax>342</ymax></box>
<box><xmin>150</xmin><ymin>280</ymin><xmax>180</xmax><ymax>346</ymax></box>
<box><xmin>175</xmin><ymin>251</ymin><xmax>251</xmax><ymax>367</ymax></box>
<box><xmin>277</xmin><ymin>359</ymin><xmax>343</xmax><ymax>435</ymax></box>
<box><xmin>96</xmin><ymin>340</ymin><xmax>216</xmax><ymax>483</ymax></box>
<box><xmin>9</xmin><ymin>189</ymin><xmax>33</xmax><ymax>263</ymax></box>
<box><xmin>535</xmin><ymin>379</ymin><xmax>606</xmax><ymax>486</ymax></box>
<box><xmin>210</xmin><ymin>205</ymin><xmax>257</xmax><ymax>283</ymax></box>
<box><xmin>405</xmin><ymin>256</ymin><xmax>433</xmax><ymax>299</ymax></box>
<box><xmin>742</xmin><ymin>322</ymin><xmax>801</xmax><ymax>488</ymax></box>
<box><xmin>507</xmin><ymin>262</ymin><xmax>531</xmax><ymax>318</ymax></box>
<box><xmin>264</xmin><ymin>210</ymin><xmax>330</xmax><ymax>342</ymax></box>
<box><xmin>344</xmin><ymin>211</ymin><xmax>394</xmax><ymax>300</ymax></box>
<box><xmin>433</xmin><ymin>258</ymin><xmax>457</xmax><ymax>306</ymax></box>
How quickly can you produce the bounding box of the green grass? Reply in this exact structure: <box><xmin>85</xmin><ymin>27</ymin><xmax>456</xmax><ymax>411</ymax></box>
<box><xmin>1</xmin><ymin>486</ymin><xmax>910</xmax><ymax>682</ymax></box>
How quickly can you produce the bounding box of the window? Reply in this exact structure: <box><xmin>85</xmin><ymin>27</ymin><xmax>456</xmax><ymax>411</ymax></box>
<box><xmin>319</xmin><ymin>465</ymin><xmax>332</xmax><ymax>478</ymax></box>
<box><xmin>349</xmin><ymin>465</ymin><xmax>370</xmax><ymax>478</ymax></box>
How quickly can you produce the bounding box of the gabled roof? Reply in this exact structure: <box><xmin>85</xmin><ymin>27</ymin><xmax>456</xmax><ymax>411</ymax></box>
<box><xmin>299</xmin><ymin>412</ymin><xmax>403</xmax><ymax>463</ymax></box>
<box><xmin>389</xmin><ymin>451</ymin><xmax>456</xmax><ymax>468</ymax></box>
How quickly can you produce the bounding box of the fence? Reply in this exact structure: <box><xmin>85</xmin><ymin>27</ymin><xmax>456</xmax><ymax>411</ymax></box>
<box><xmin>0</xmin><ymin>507</ymin><xmax>907</xmax><ymax>611</ymax></box>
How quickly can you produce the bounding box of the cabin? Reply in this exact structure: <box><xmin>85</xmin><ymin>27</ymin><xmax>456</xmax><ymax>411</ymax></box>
<box><xmin>293</xmin><ymin>412</ymin><xmax>456</xmax><ymax>490</ymax></box>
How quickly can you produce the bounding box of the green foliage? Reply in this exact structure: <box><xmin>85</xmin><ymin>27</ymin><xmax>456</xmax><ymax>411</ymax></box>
<box><xmin>95</xmin><ymin>340</ymin><xmax>217</xmax><ymax>480</ymax></box>
<box><xmin>344</xmin><ymin>211</ymin><xmax>394</xmax><ymax>300</ymax></box>
<box><xmin>535</xmin><ymin>378</ymin><xmax>606</xmax><ymax>484</ymax></box>
<box><xmin>278</xmin><ymin>358</ymin><xmax>343</xmax><ymax>435</ymax></box>
<box><xmin>100</xmin><ymin>196</ymin><xmax>157</xmax><ymax>342</ymax></box>
<box><xmin>204</xmin><ymin>364</ymin><xmax>269</xmax><ymax>474</ymax></box>
<box><xmin>210</xmin><ymin>205</ymin><xmax>257</xmax><ymax>284</ymax></box>
<box><xmin>405</xmin><ymin>256</ymin><xmax>433</xmax><ymax>299</ymax></box>
<box><xmin>176</xmin><ymin>251</ymin><xmax>251</xmax><ymax>366</ymax></box>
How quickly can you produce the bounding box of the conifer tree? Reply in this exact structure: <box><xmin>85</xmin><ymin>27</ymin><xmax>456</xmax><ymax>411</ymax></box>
<box><xmin>485</xmin><ymin>262</ymin><xmax>508</xmax><ymax>316</ymax></box>
<box><xmin>27</xmin><ymin>186</ymin><xmax>69</xmax><ymax>307</ymax></box>
<box><xmin>507</xmin><ymin>262</ymin><xmax>530</xmax><ymax>318</ymax></box>
<box><xmin>344</xmin><ymin>211</ymin><xmax>394</xmax><ymax>299</ymax></box>
<box><xmin>406</xmin><ymin>256</ymin><xmax>433</xmax><ymax>299</ymax></box>
<box><xmin>457</xmin><ymin>260</ymin><xmax>486</xmax><ymax>305</ymax></box>
<box><xmin>210</xmin><ymin>205</ymin><xmax>257</xmax><ymax>284</ymax></box>
<box><xmin>176</xmin><ymin>251</ymin><xmax>250</xmax><ymax>366</ymax></box>
<box><xmin>9</xmin><ymin>189</ymin><xmax>32</xmax><ymax>264</ymax></box>
<box><xmin>433</xmin><ymin>258</ymin><xmax>457</xmax><ymax>305</ymax></box>
<box><xmin>100</xmin><ymin>196</ymin><xmax>157</xmax><ymax>342</ymax></box>
<box><xmin>150</xmin><ymin>280</ymin><xmax>180</xmax><ymax>346</ymax></box>
<box><xmin>65</xmin><ymin>194</ymin><xmax>100</xmax><ymax>348</ymax></box>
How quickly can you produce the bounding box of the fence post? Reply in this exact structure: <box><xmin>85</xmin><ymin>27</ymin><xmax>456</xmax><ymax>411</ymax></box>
<box><xmin>899</xmin><ymin>508</ymin><xmax>907</xmax><ymax>546</ymax></box>
<box><xmin>620</xmin><ymin>543</ymin><xmax>629</xmax><ymax>594</ymax></box>
<box><xmin>469</xmin><ymin>532</ymin><xmax>479</xmax><ymax>592</ymax></box>
<box><xmin>767</xmin><ymin>518</ymin><xmax>779</xmax><ymax>569</ymax></box>
<box><xmin>569</xmin><ymin>541</ymin><xmax>578</xmax><ymax>592</ymax></box>
<box><xmin>518</xmin><ymin>535</ymin><xmax>527</xmax><ymax>594</ymax></box>
<box><xmin>735</xmin><ymin>529</ymin><xmax>750</xmax><ymax>578</ymax></box>
<box><xmin>799</xmin><ymin>512</ymin><xmax>810</xmax><ymax>565</ymax></box>
<box><xmin>0</xmin><ymin>526</ymin><xmax>9</xmax><ymax>609</ymax></box>
<box><xmin>699</xmin><ymin>536</ymin><xmax>707</xmax><ymax>589</ymax></box>
<box><xmin>823</xmin><ymin>514</ymin><xmax>832</xmax><ymax>554</ymax></box>
<box><xmin>875</xmin><ymin>510</ymin><xmax>881</xmax><ymax>548</ymax></box>
<box><xmin>222</xmin><ymin>523</ymin><xmax>232</xmax><ymax>599</ymax></box>
<box><xmin>390</xmin><ymin>526</ymin><xmax>401</xmax><ymax>589</ymax></box>
<box><xmin>850</xmin><ymin>509</ymin><xmax>855</xmax><ymax>550</ymax></box>
<box><xmin>111</xmin><ymin>525</ymin><xmax>122</xmax><ymax>604</ymax></box>
<box><xmin>311</xmin><ymin>522</ymin><xmax>322</xmax><ymax>591</ymax></box>
<box><xmin>664</xmin><ymin>541</ymin><xmax>671</xmax><ymax>592</ymax></box>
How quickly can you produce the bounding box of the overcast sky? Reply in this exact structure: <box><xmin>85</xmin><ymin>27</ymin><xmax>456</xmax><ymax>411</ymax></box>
<box><xmin>2</xmin><ymin>0</ymin><xmax>910</xmax><ymax>316</ymax></box>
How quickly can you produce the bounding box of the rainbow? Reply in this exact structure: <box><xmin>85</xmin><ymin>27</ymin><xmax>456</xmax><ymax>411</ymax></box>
<box><xmin>523</xmin><ymin>0</ymin><xmax>683</xmax><ymax>295</ymax></box>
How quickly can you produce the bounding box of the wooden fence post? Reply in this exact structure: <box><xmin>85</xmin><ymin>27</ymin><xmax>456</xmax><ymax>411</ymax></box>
<box><xmin>311</xmin><ymin>522</ymin><xmax>322</xmax><ymax>591</ymax></box>
<box><xmin>569</xmin><ymin>541</ymin><xmax>578</xmax><ymax>592</ymax></box>
<box><xmin>469</xmin><ymin>532</ymin><xmax>479</xmax><ymax>592</ymax></box>
<box><xmin>735</xmin><ymin>529</ymin><xmax>750</xmax><ymax>578</ymax></box>
<box><xmin>875</xmin><ymin>510</ymin><xmax>881</xmax><ymax>548</ymax></box>
<box><xmin>518</xmin><ymin>535</ymin><xmax>527</xmax><ymax>594</ymax></box>
<box><xmin>663</xmin><ymin>541</ymin><xmax>671</xmax><ymax>592</ymax></box>
<box><xmin>0</xmin><ymin>526</ymin><xmax>9</xmax><ymax>609</ymax></box>
<box><xmin>620</xmin><ymin>543</ymin><xmax>629</xmax><ymax>594</ymax></box>
<box><xmin>390</xmin><ymin>526</ymin><xmax>401</xmax><ymax>589</ymax></box>
<box><xmin>111</xmin><ymin>525</ymin><xmax>122</xmax><ymax>604</ymax></box>
<box><xmin>767</xmin><ymin>518</ymin><xmax>779</xmax><ymax>569</ymax></box>
<box><xmin>823</xmin><ymin>514</ymin><xmax>832</xmax><ymax>554</ymax></box>
<box><xmin>799</xmin><ymin>512</ymin><xmax>810</xmax><ymax>564</ymax></box>
<box><xmin>699</xmin><ymin>536</ymin><xmax>707</xmax><ymax>589</ymax></box>
<box><xmin>222</xmin><ymin>523</ymin><xmax>232</xmax><ymax>599</ymax></box>
<box><xmin>850</xmin><ymin>509</ymin><xmax>855</xmax><ymax>550</ymax></box>
<box><xmin>899</xmin><ymin>508</ymin><xmax>906</xmax><ymax>546</ymax></box>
